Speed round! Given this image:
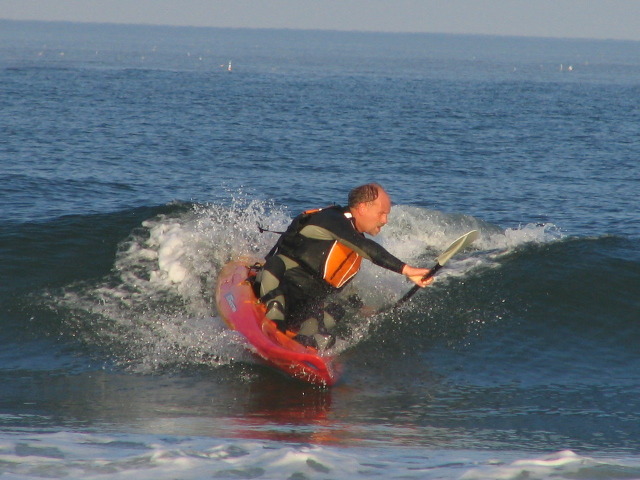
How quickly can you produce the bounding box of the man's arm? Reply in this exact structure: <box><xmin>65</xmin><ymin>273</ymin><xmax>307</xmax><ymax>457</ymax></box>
<box><xmin>301</xmin><ymin>212</ymin><xmax>432</xmax><ymax>287</ymax></box>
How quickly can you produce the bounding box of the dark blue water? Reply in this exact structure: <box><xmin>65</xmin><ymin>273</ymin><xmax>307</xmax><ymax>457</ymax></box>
<box><xmin>1</xmin><ymin>20</ymin><xmax>639</xmax><ymax>479</ymax></box>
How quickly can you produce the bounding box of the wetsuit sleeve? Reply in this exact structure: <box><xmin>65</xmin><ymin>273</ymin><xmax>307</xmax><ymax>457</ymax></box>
<box><xmin>299</xmin><ymin>211</ymin><xmax>406</xmax><ymax>274</ymax></box>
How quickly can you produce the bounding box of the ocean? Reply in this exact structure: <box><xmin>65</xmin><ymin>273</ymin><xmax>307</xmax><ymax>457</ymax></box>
<box><xmin>1</xmin><ymin>19</ymin><xmax>639</xmax><ymax>479</ymax></box>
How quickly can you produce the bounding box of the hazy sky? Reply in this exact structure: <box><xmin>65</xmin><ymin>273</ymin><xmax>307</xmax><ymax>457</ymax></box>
<box><xmin>2</xmin><ymin>0</ymin><xmax>639</xmax><ymax>41</ymax></box>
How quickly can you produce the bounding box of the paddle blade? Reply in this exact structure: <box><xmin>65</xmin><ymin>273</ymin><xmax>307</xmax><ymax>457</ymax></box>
<box><xmin>434</xmin><ymin>230</ymin><xmax>479</xmax><ymax>267</ymax></box>
<box><xmin>386</xmin><ymin>230</ymin><xmax>480</xmax><ymax>311</ymax></box>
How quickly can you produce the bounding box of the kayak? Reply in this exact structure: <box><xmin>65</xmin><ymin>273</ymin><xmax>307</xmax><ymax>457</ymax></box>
<box><xmin>214</xmin><ymin>259</ymin><xmax>340</xmax><ymax>387</ymax></box>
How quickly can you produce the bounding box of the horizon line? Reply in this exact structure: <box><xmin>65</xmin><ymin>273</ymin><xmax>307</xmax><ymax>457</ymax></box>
<box><xmin>1</xmin><ymin>17</ymin><xmax>638</xmax><ymax>44</ymax></box>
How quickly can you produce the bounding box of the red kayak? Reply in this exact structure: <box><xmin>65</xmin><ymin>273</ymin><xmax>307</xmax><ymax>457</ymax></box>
<box><xmin>215</xmin><ymin>259</ymin><xmax>340</xmax><ymax>387</ymax></box>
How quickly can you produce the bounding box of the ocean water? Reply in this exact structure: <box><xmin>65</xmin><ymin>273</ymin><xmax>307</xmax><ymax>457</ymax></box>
<box><xmin>1</xmin><ymin>19</ymin><xmax>639</xmax><ymax>479</ymax></box>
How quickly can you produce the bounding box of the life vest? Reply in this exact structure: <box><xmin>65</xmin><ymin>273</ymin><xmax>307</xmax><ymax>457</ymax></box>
<box><xmin>269</xmin><ymin>206</ymin><xmax>363</xmax><ymax>289</ymax></box>
<box><xmin>323</xmin><ymin>232</ymin><xmax>363</xmax><ymax>288</ymax></box>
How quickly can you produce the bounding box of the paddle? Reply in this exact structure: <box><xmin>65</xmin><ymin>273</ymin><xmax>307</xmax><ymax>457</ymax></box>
<box><xmin>391</xmin><ymin>229</ymin><xmax>479</xmax><ymax>309</ymax></box>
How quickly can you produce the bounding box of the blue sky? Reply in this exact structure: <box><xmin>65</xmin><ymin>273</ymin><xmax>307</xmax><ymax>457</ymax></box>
<box><xmin>2</xmin><ymin>0</ymin><xmax>639</xmax><ymax>41</ymax></box>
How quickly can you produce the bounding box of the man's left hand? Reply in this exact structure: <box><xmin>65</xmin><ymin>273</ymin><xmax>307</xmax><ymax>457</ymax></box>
<box><xmin>402</xmin><ymin>265</ymin><xmax>434</xmax><ymax>288</ymax></box>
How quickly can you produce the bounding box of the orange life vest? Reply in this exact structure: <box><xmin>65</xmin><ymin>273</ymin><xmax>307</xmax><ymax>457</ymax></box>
<box><xmin>270</xmin><ymin>206</ymin><xmax>364</xmax><ymax>289</ymax></box>
<box><xmin>323</xmin><ymin>240</ymin><xmax>362</xmax><ymax>288</ymax></box>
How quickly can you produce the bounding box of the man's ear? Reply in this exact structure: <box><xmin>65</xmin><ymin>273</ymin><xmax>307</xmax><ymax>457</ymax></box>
<box><xmin>351</xmin><ymin>204</ymin><xmax>361</xmax><ymax>219</ymax></box>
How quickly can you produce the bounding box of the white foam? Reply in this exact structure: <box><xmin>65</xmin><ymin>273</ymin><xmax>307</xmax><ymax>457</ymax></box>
<box><xmin>459</xmin><ymin>449</ymin><xmax>640</xmax><ymax>480</ymax></box>
<box><xmin>386</xmin><ymin>205</ymin><xmax>562</xmax><ymax>257</ymax></box>
<box><xmin>45</xmin><ymin>198</ymin><xmax>293</xmax><ymax>373</ymax></box>
<box><xmin>2</xmin><ymin>432</ymin><xmax>639</xmax><ymax>480</ymax></box>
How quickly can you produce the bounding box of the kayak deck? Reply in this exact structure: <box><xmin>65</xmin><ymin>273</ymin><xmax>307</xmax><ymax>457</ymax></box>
<box><xmin>215</xmin><ymin>260</ymin><xmax>340</xmax><ymax>386</ymax></box>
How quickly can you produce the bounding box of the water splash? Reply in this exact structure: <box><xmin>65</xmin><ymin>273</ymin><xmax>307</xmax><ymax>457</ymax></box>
<box><xmin>48</xmin><ymin>198</ymin><xmax>287</xmax><ymax>372</ymax></box>
<box><xmin>46</xmin><ymin>199</ymin><xmax>563</xmax><ymax>372</ymax></box>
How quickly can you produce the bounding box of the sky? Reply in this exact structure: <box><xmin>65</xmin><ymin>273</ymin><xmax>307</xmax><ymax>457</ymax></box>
<box><xmin>2</xmin><ymin>0</ymin><xmax>639</xmax><ymax>42</ymax></box>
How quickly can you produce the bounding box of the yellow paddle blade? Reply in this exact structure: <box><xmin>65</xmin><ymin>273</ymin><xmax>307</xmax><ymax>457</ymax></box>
<box><xmin>435</xmin><ymin>230</ymin><xmax>479</xmax><ymax>267</ymax></box>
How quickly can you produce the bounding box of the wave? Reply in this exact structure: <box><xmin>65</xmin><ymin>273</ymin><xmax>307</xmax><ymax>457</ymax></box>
<box><xmin>0</xmin><ymin>173</ymin><xmax>139</xmax><ymax>224</ymax></box>
<box><xmin>3</xmin><ymin>199</ymin><xmax>638</xmax><ymax>379</ymax></box>
<box><xmin>0</xmin><ymin>430</ymin><xmax>639</xmax><ymax>480</ymax></box>
<box><xmin>0</xmin><ymin>204</ymin><xmax>180</xmax><ymax>297</ymax></box>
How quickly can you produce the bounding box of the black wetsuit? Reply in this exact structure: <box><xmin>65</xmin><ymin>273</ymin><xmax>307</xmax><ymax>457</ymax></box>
<box><xmin>257</xmin><ymin>205</ymin><xmax>405</xmax><ymax>330</ymax></box>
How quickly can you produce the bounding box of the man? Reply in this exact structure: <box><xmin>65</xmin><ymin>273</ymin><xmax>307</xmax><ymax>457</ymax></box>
<box><xmin>255</xmin><ymin>183</ymin><xmax>433</xmax><ymax>349</ymax></box>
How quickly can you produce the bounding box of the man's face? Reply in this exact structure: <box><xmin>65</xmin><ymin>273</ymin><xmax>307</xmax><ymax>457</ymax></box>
<box><xmin>354</xmin><ymin>190</ymin><xmax>391</xmax><ymax>236</ymax></box>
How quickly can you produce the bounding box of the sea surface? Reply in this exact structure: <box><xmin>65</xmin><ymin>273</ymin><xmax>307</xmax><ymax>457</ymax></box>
<box><xmin>1</xmin><ymin>20</ymin><xmax>639</xmax><ymax>479</ymax></box>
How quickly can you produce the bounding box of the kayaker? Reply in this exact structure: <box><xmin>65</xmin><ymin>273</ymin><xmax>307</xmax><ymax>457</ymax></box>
<box><xmin>255</xmin><ymin>183</ymin><xmax>433</xmax><ymax>349</ymax></box>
